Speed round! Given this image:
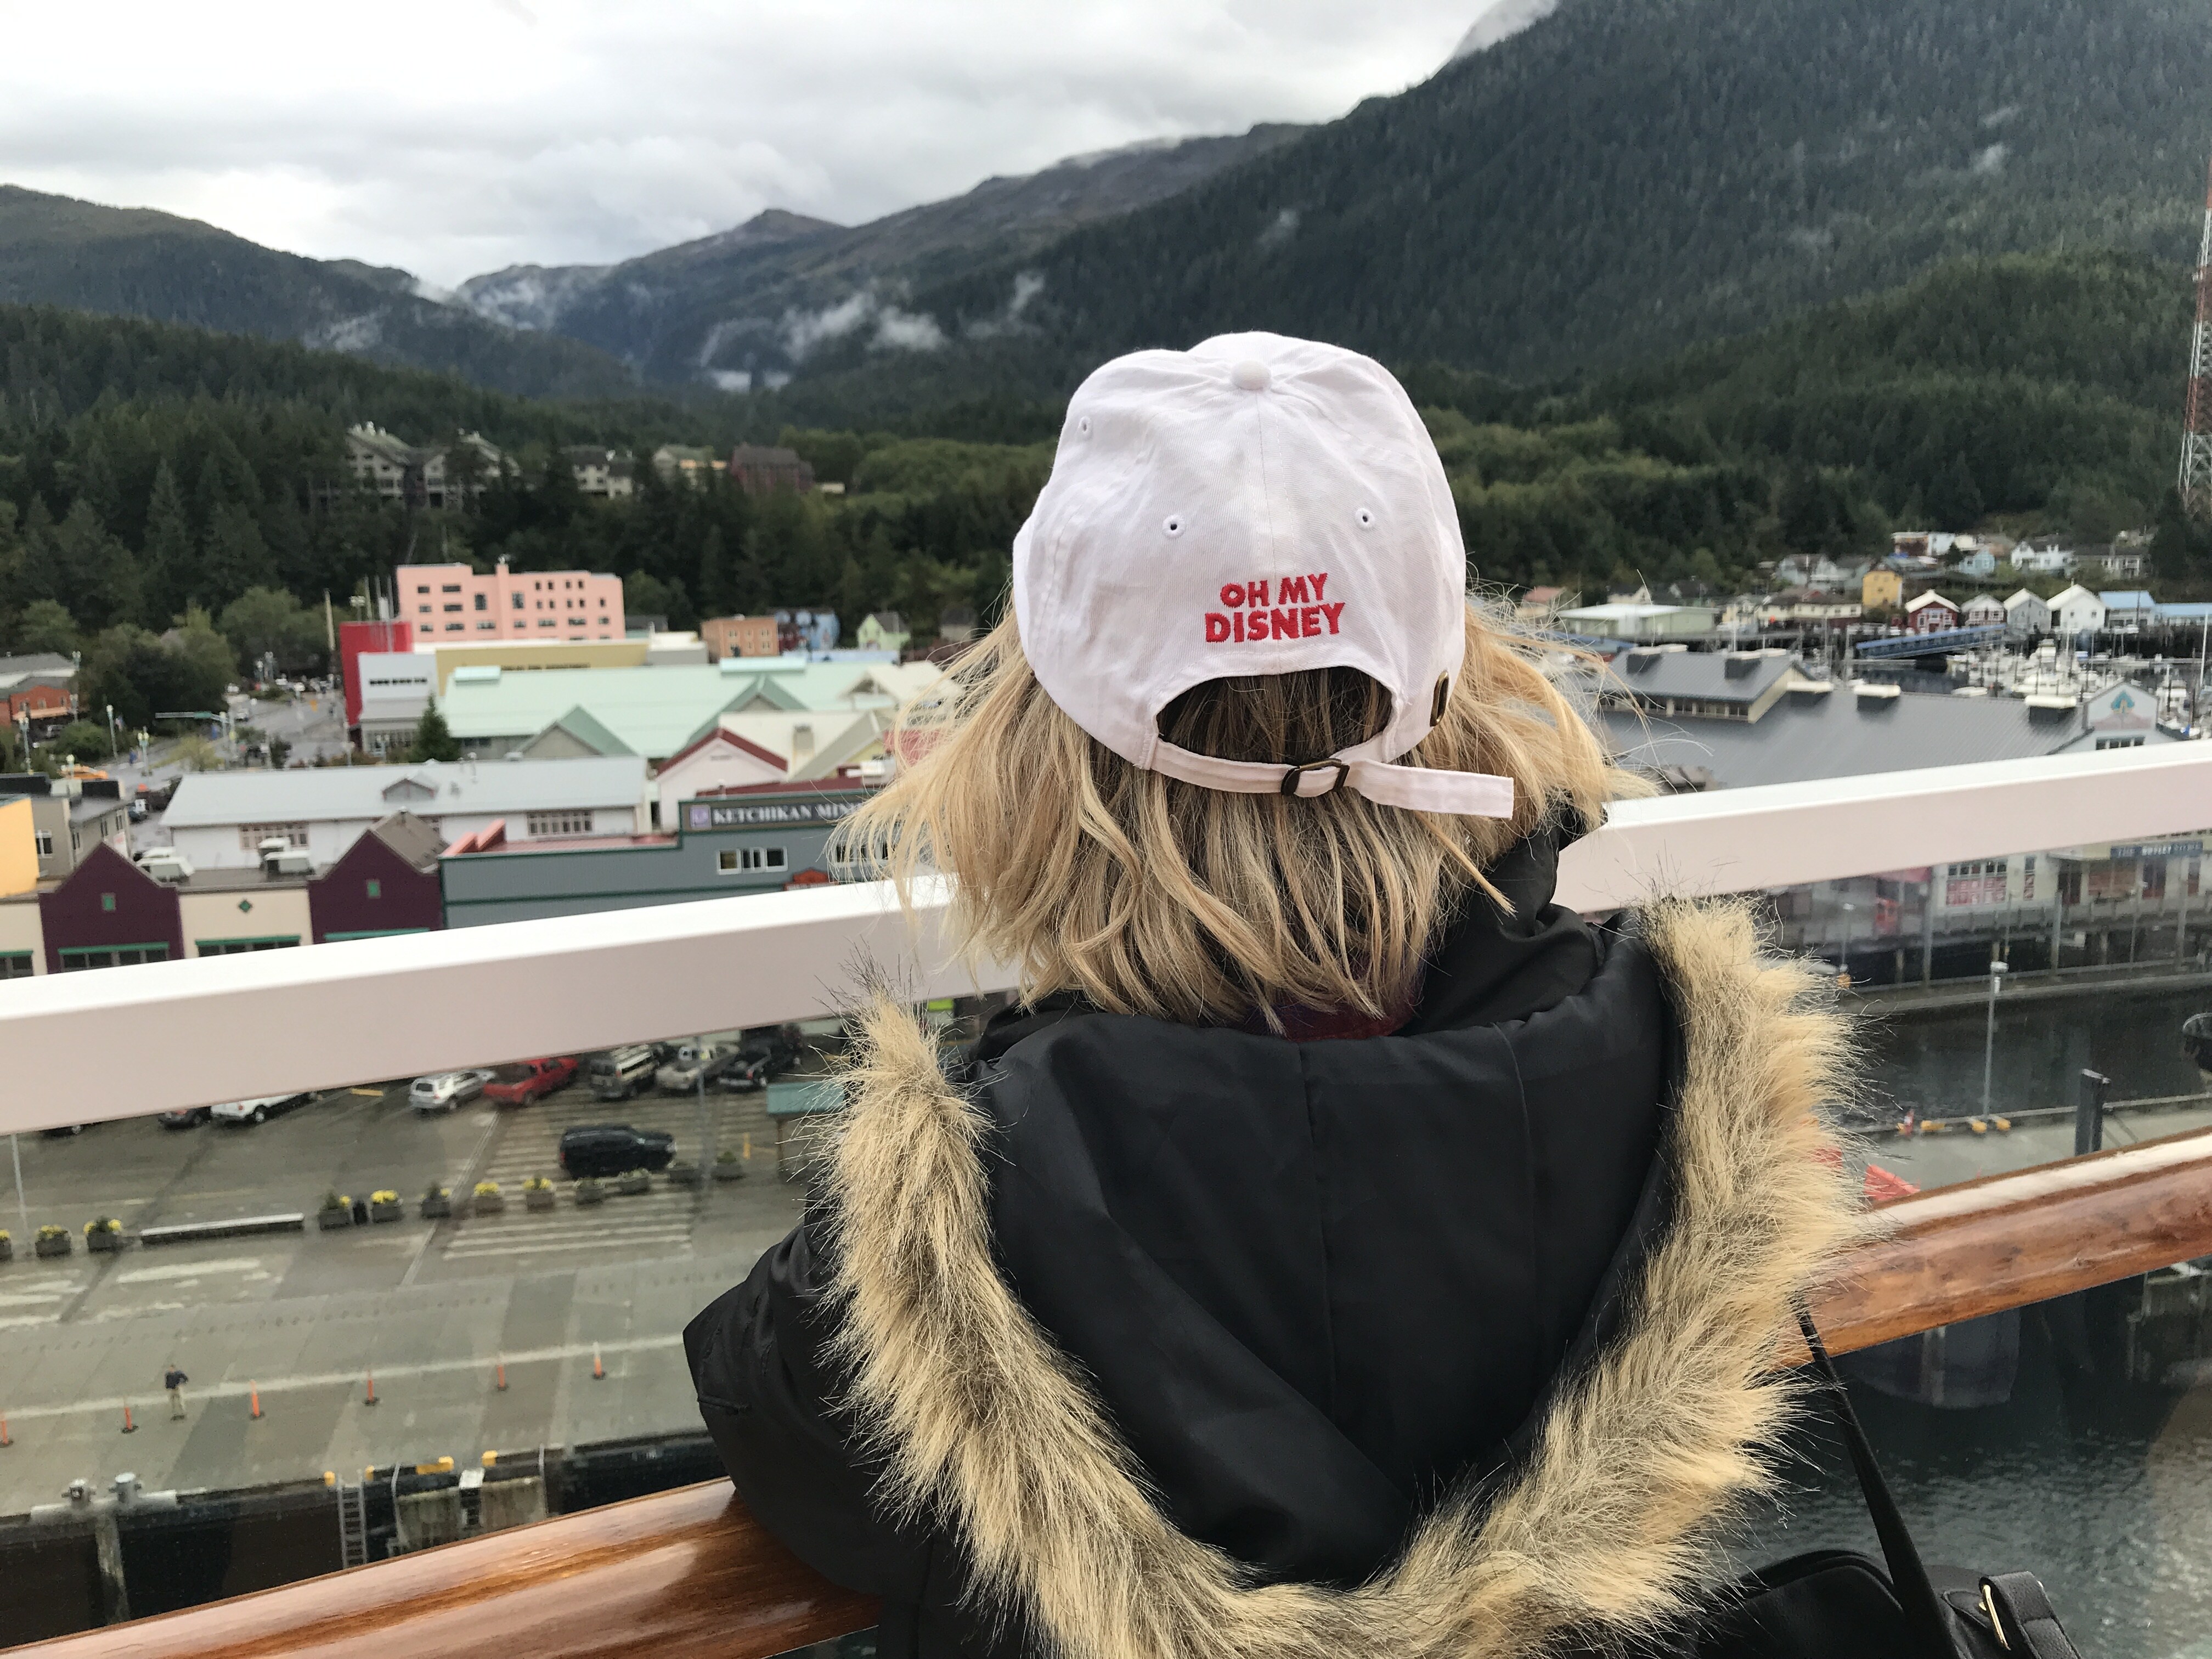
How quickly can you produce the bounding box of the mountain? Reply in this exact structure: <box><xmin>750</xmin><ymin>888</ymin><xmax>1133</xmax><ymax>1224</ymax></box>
<box><xmin>764</xmin><ymin>0</ymin><xmax>2212</xmax><ymax>409</ymax></box>
<box><xmin>0</xmin><ymin>186</ymin><xmax>644</xmax><ymax>399</ymax></box>
<box><xmin>452</xmin><ymin>125</ymin><xmax>1307</xmax><ymax>389</ymax></box>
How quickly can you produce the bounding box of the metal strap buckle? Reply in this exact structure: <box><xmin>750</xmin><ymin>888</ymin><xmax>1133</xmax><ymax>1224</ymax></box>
<box><xmin>1279</xmin><ymin>758</ymin><xmax>1352</xmax><ymax>798</ymax></box>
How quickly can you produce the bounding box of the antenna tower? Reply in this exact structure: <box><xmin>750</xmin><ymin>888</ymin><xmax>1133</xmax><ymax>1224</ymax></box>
<box><xmin>2181</xmin><ymin>156</ymin><xmax>2212</xmax><ymax>516</ymax></box>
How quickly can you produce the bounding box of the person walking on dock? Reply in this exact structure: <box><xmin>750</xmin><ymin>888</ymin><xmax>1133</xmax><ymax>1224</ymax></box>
<box><xmin>164</xmin><ymin>1364</ymin><xmax>188</xmax><ymax>1420</ymax></box>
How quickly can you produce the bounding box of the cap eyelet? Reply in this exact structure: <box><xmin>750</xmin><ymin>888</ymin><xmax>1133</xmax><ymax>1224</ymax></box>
<box><xmin>1077</xmin><ymin>415</ymin><xmax>1092</xmax><ymax>437</ymax></box>
<box><xmin>1163</xmin><ymin>515</ymin><xmax>1183</xmax><ymax>537</ymax></box>
<box><xmin>1357</xmin><ymin>508</ymin><xmax>1375</xmax><ymax>529</ymax></box>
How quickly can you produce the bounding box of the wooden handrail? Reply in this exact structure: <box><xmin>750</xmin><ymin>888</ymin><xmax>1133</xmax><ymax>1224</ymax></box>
<box><xmin>18</xmin><ymin>1126</ymin><xmax>2212</xmax><ymax>1659</ymax></box>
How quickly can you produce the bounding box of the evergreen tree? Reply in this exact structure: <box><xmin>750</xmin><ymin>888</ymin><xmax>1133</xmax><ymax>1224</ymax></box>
<box><xmin>140</xmin><ymin>460</ymin><xmax>195</xmax><ymax>623</ymax></box>
<box><xmin>406</xmin><ymin>699</ymin><xmax>462</xmax><ymax>764</ymax></box>
<box><xmin>696</xmin><ymin>526</ymin><xmax>729</xmax><ymax>618</ymax></box>
<box><xmin>15</xmin><ymin>599</ymin><xmax>81</xmax><ymax>656</ymax></box>
<box><xmin>52</xmin><ymin>500</ymin><xmax>144</xmax><ymax>631</ymax></box>
<box><xmin>15</xmin><ymin>497</ymin><xmax>64</xmax><ymax>609</ymax></box>
<box><xmin>1924</xmin><ymin>452</ymin><xmax>1985</xmax><ymax>528</ymax></box>
<box><xmin>198</xmin><ymin>503</ymin><xmax>274</xmax><ymax>607</ymax></box>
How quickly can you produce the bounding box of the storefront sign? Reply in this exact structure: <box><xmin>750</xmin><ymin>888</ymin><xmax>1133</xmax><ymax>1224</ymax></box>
<box><xmin>686</xmin><ymin>795</ymin><xmax>862</xmax><ymax>831</ymax></box>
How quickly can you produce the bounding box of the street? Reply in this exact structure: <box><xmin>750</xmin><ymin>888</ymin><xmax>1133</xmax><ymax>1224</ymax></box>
<box><xmin>0</xmin><ymin>1077</ymin><xmax>803</xmax><ymax>1517</ymax></box>
<box><xmin>114</xmin><ymin>690</ymin><xmax>351</xmax><ymax>854</ymax></box>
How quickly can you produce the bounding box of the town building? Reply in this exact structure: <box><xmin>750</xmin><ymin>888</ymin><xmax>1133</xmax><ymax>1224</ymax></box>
<box><xmin>1953</xmin><ymin>548</ymin><xmax>1999</xmax><ymax>578</ymax></box>
<box><xmin>1960</xmin><ymin>594</ymin><xmax>2007</xmax><ymax>628</ymax></box>
<box><xmin>1904</xmin><ymin>592</ymin><xmax>1960</xmax><ymax>633</ymax></box>
<box><xmin>337</xmin><ymin>619</ymin><xmax>414</xmax><ymax>732</ymax></box>
<box><xmin>727</xmin><ymin>445</ymin><xmax>816</xmax><ymax>494</ymax></box>
<box><xmin>700</xmin><ymin>616</ymin><xmax>782</xmax><ymax>661</ymax></box>
<box><xmin>1553</xmin><ymin>602</ymin><xmax>1715</xmax><ymax>641</ymax></box>
<box><xmin>2048</xmin><ymin>584</ymin><xmax>2108</xmax><ymax>640</ymax></box>
<box><xmin>651</xmin><ymin>445</ymin><xmax>725</xmax><ymax>484</ymax></box>
<box><xmin>399</xmin><ymin>558</ymin><xmax>624</xmax><ymax>642</ymax></box>
<box><xmin>440</xmin><ymin>781</ymin><xmax>876</xmax><ymax>927</ymax></box>
<box><xmin>159</xmin><ymin>757</ymin><xmax>650</xmax><ymax>871</ymax></box>
<box><xmin>936</xmin><ymin>604</ymin><xmax>980</xmax><ymax>645</ymax></box>
<box><xmin>1598</xmin><ymin>648</ymin><xmax>1802</xmax><ymax>724</ymax></box>
<box><xmin>774</xmin><ymin>608</ymin><xmax>840</xmax><ymax>653</ymax></box>
<box><xmin>563</xmin><ymin>447</ymin><xmax>635</xmax><ymax>499</ymax></box>
<box><xmin>353</xmin><ymin>653</ymin><xmax>437</xmax><ymax>755</ymax></box>
<box><xmin>2004</xmin><ymin>589</ymin><xmax>2051</xmax><ymax>634</ymax></box>
<box><xmin>346</xmin><ymin>425</ymin><xmax>507</xmax><ymax>509</ymax></box>
<box><xmin>0</xmin><ymin>653</ymin><xmax>78</xmax><ymax>738</ymax></box>
<box><xmin>0</xmin><ymin>795</ymin><xmax>37</xmax><ymax>902</ymax></box>
<box><xmin>2099</xmin><ymin>591</ymin><xmax>2158</xmax><ymax>628</ymax></box>
<box><xmin>1773</xmin><ymin>555</ymin><xmax>1869</xmax><ymax>594</ymax></box>
<box><xmin>0</xmin><ymin>774</ymin><xmax>129</xmax><ymax>885</ymax></box>
<box><xmin>430</xmin><ymin>657</ymin><xmax>943</xmax><ymax>763</ymax></box>
<box><xmin>856</xmin><ymin>612</ymin><xmax>910</xmax><ymax>654</ymax></box>
<box><xmin>0</xmin><ymin>813</ymin><xmax>444</xmax><ymax>975</ymax></box>
<box><xmin>2011</xmin><ymin>539</ymin><xmax>2076</xmax><ymax>576</ymax></box>
<box><xmin>646</xmin><ymin>719</ymin><xmax>891</xmax><ymax>825</ymax></box>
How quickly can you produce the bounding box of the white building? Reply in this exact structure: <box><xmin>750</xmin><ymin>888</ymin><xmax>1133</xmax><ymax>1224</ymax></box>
<box><xmin>2011</xmin><ymin>540</ymin><xmax>2076</xmax><ymax>576</ymax></box>
<box><xmin>2003</xmin><ymin>589</ymin><xmax>2051</xmax><ymax>634</ymax></box>
<box><xmin>1961</xmin><ymin>594</ymin><xmax>2006</xmax><ymax>627</ymax></box>
<box><xmin>161</xmin><ymin>757</ymin><xmax>651</xmax><ymax>871</ymax></box>
<box><xmin>354</xmin><ymin>652</ymin><xmax>436</xmax><ymax>756</ymax></box>
<box><xmin>2048</xmin><ymin>584</ymin><xmax>2108</xmax><ymax>641</ymax></box>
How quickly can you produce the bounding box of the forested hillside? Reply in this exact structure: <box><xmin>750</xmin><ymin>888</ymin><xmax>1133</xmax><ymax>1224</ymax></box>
<box><xmin>776</xmin><ymin>0</ymin><xmax>2212</xmax><ymax>405</ymax></box>
<box><xmin>2</xmin><ymin>247</ymin><xmax>2200</xmax><ymax>761</ymax></box>
<box><xmin>0</xmin><ymin>187</ymin><xmax>643</xmax><ymax>399</ymax></box>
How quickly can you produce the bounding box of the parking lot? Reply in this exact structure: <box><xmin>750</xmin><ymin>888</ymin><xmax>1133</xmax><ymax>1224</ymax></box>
<box><xmin>0</xmin><ymin>1074</ymin><xmax>809</xmax><ymax>1517</ymax></box>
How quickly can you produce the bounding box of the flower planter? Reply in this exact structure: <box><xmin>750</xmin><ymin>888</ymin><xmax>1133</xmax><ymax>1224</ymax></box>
<box><xmin>370</xmin><ymin>1201</ymin><xmax>403</xmax><ymax>1224</ymax></box>
<box><xmin>0</xmin><ymin>1237</ymin><xmax>12</xmax><ymax>1262</ymax></box>
<box><xmin>574</xmin><ymin>1182</ymin><xmax>605</xmax><ymax>1207</ymax></box>
<box><xmin>614</xmin><ymin>1172</ymin><xmax>650</xmax><ymax>1197</ymax></box>
<box><xmin>473</xmin><ymin>1193</ymin><xmax>505</xmax><ymax>1216</ymax></box>
<box><xmin>35</xmin><ymin>1234</ymin><xmax>71</xmax><ymax>1259</ymax></box>
<box><xmin>317</xmin><ymin>1209</ymin><xmax>352</xmax><ymax>1231</ymax></box>
<box><xmin>665</xmin><ymin>1161</ymin><xmax>702</xmax><ymax>1188</ymax></box>
<box><xmin>421</xmin><ymin>1194</ymin><xmax>453</xmax><ymax>1220</ymax></box>
<box><xmin>87</xmin><ymin>1229</ymin><xmax>122</xmax><ymax>1254</ymax></box>
<box><xmin>712</xmin><ymin>1160</ymin><xmax>746</xmax><ymax>1183</ymax></box>
<box><xmin>524</xmin><ymin>1188</ymin><xmax>556</xmax><ymax>1213</ymax></box>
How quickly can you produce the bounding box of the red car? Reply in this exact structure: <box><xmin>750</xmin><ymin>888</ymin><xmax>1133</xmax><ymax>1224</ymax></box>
<box><xmin>482</xmin><ymin>1057</ymin><xmax>578</xmax><ymax>1107</ymax></box>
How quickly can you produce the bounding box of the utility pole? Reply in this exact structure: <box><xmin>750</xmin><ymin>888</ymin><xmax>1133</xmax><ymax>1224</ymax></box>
<box><xmin>2181</xmin><ymin>155</ymin><xmax>2212</xmax><ymax>517</ymax></box>
<box><xmin>1980</xmin><ymin>958</ymin><xmax>2008</xmax><ymax>1120</ymax></box>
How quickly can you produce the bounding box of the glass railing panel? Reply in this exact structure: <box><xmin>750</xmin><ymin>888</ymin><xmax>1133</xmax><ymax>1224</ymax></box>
<box><xmin>0</xmin><ymin>998</ymin><xmax>1001</xmax><ymax>1633</ymax></box>
<box><xmin>1737</xmin><ymin>1276</ymin><xmax>2212</xmax><ymax>1658</ymax></box>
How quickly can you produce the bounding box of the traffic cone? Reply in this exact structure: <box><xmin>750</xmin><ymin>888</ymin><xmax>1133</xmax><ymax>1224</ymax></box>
<box><xmin>250</xmin><ymin>1384</ymin><xmax>263</xmax><ymax>1420</ymax></box>
<box><xmin>495</xmin><ymin>1361</ymin><xmax>507</xmax><ymax>1392</ymax></box>
<box><xmin>121</xmin><ymin>1404</ymin><xmax>137</xmax><ymax>1434</ymax></box>
<box><xmin>591</xmin><ymin>1347</ymin><xmax>605</xmax><ymax>1381</ymax></box>
<box><xmin>363</xmin><ymin>1373</ymin><xmax>377</xmax><ymax>1407</ymax></box>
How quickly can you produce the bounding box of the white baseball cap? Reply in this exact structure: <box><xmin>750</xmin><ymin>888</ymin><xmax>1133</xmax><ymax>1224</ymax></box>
<box><xmin>1011</xmin><ymin>331</ymin><xmax>1515</xmax><ymax>817</ymax></box>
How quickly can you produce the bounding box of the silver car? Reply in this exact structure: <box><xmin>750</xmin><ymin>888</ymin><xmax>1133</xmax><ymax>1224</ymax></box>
<box><xmin>656</xmin><ymin>1041</ymin><xmax>732</xmax><ymax>1093</ymax></box>
<box><xmin>409</xmin><ymin>1070</ymin><xmax>493</xmax><ymax>1114</ymax></box>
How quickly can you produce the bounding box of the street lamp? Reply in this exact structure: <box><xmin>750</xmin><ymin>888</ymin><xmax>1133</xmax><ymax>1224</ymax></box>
<box><xmin>1980</xmin><ymin>958</ymin><xmax>2008</xmax><ymax>1119</ymax></box>
<box><xmin>1838</xmin><ymin>901</ymin><xmax>1857</xmax><ymax>985</ymax></box>
<box><xmin>104</xmin><ymin>702</ymin><xmax>117</xmax><ymax>760</ymax></box>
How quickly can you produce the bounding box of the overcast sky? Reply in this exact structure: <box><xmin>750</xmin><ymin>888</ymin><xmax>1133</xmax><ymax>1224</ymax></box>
<box><xmin>0</xmin><ymin>1</ymin><xmax>1513</xmax><ymax>289</ymax></box>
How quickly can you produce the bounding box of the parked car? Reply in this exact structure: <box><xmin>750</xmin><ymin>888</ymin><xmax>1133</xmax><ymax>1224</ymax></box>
<box><xmin>409</xmin><ymin>1071</ymin><xmax>493</xmax><ymax>1114</ymax></box>
<box><xmin>586</xmin><ymin>1045</ymin><xmax>662</xmax><ymax>1102</ymax></box>
<box><xmin>483</xmin><ymin>1057</ymin><xmax>578</xmax><ymax>1107</ymax></box>
<box><xmin>212</xmin><ymin>1092</ymin><xmax>314</xmax><ymax>1126</ymax></box>
<box><xmin>656</xmin><ymin>1041</ymin><xmax>734</xmax><ymax>1093</ymax></box>
<box><xmin>157</xmin><ymin>1105</ymin><xmax>213</xmax><ymax>1130</ymax></box>
<box><xmin>558</xmin><ymin>1124</ymin><xmax>678</xmax><ymax>1180</ymax></box>
<box><xmin>717</xmin><ymin>1035</ymin><xmax>802</xmax><ymax>1092</ymax></box>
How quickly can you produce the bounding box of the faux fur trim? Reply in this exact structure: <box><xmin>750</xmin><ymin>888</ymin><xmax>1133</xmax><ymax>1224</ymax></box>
<box><xmin>824</xmin><ymin>901</ymin><xmax>1861</xmax><ymax>1658</ymax></box>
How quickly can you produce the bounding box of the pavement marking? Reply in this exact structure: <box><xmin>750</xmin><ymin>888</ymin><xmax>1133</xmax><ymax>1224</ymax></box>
<box><xmin>0</xmin><ymin>1334</ymin><xmax>686</xmax><ymax>1421</ymax></box>
<box><xmin>112</xmin><ymin>1256</ymin><xmax>269</xmax><ymax>1284</ymax></box>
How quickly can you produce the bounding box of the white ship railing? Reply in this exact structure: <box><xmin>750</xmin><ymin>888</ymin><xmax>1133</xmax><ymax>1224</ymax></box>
<box><xmin>3</xmin><ymin>743</ymin><xmax>2208</xmax><ymax>1133</ymax></box>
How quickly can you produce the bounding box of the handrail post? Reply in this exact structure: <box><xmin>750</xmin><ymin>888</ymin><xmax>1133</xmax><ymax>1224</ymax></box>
<box><xmin>2075</xmin><ymin>1068</ymin><xmax>2110</xmax><ymax>1158</ymax></box>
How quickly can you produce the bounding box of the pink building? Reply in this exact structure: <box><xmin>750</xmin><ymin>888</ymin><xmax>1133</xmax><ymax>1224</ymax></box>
<box><xmin>399</xmin><ymin>558</ymin><xmax>625</xmax><ymax>641</ymax></box>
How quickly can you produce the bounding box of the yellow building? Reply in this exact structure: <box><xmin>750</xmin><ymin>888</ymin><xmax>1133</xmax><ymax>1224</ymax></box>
<box><xmin>420</xmin><ymin>637</ymin><xmax>650</xmax><ymax>695</ymax></box>
<box><xmin>0</xmin><ymin>797</ymin><xmax>38</xmax><ymax>899</ymax></box>
<box><xmin>1862</xmin><ymin>568</ymin><xmax>1903</xmax><ymax>611</ymax></box>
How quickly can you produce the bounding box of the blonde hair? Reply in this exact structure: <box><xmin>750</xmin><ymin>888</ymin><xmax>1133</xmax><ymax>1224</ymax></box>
<box><xmin>842</xmin><ymin>601</ymin><xmax>1628</xmax><ymax>1026</ymax></box>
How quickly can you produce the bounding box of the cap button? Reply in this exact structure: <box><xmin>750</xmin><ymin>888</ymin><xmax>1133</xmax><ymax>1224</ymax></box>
<box><xmin>1230</xmin><ymin>359</ymin><xmax>1271</xmax><ymax>392</ymax></box>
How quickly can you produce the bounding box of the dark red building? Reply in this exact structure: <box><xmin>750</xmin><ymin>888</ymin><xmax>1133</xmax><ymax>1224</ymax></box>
<box><xmin>307</xmin><ymin>812</ymin><xmax>444</xmax><ymax>942</ymax></box>
<box><xmin>36</xmin><ymin>843</ymin><xmax>183</xmax><ymax>971</ymax></box>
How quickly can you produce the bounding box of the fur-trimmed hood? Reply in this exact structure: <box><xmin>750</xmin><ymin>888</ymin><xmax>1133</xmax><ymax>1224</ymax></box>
<box><xmin>817</xmin><ymin>901</ymin><xmax>1860</xmax><ymax>1659</ymax></box>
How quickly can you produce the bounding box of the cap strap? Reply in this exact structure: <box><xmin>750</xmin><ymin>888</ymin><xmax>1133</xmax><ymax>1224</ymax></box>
<box><xmin>1148</xmin><ymin>738</ymin><xmax>1515</xmax><ymax>819</ymax></box>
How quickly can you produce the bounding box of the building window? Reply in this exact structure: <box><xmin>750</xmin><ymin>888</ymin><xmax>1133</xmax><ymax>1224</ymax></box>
<box><xmin>526</xmin><ymin>811</ymin><xmax>594</xmax><ymax>838</ymax></box>
<box><xmin>196</xmin><ymin>937</ymin><xmax>301</xmax><ymax>955</ymax></box>
<box><xmin>720</xmin><ymin>846</ymin><xmax>788</xmax><ymax>873</ymax></box>
<box><xmin>417</xmin><ymin>585</ymin><xmax>430</xmax><ymax>595</ymax></box>
<box><xmin>474</xmin><ymin>592</ymin><xmax>488</xmax><ymax>611</ymax></box>
<box><xmin>0</xmin><ymin>952</ymin><xmax>32</xmax><ymax>979</ymax></box>
<box><xmin>100</xmin><ymin>893</ymin><xmax>115</xmax><ymax>912</ymax></box>
<box><xmin>442</xmin><ymin>584</ymin><xmax>462</xmax><ymax>594</ymax></box>
<box><xmin>446</xmin><ymin>624</ymin><xmax>465</xmax><ymax>633</ymax></box>
<box><xmin>366</xmin><ymin>878</ymin><xmax>381</xmax><ymax>899</ymax></box>
<box><xmin>512</xmin><ymin>592</ymin><xmax>524</xmax><ymax>610</ymax></box>
<box><xmin>240</xmin><ymin>823</ymin><xmax>309</xmax><ymax>851</ymax></box>
<box><xmin>2095</xmin><ymin>736</ymin><xmax>2146</xmax><ymax>751</ymax></box>
<box><xmin>35</xmin><ymin>832</ymin><xmax>53</xmax><ymax>857</ymax></box>
<box><xmin>538</xmin><ymin>619</ymin><xmax>557</xmax><ymax>628</ymax></box>
<box><xmin>59</xmin><ymin>944</ymin><xmax>170</xmax><ymax>969</ymax></box>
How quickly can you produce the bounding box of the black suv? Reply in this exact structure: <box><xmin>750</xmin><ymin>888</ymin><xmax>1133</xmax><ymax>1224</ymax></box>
<box><xmin>558</xmin><ymin>1124</ymin><xmax>678</xmax><ymax>1179</ymax></box>
<box><xmin>716</xmin><ymin>1035</ymin><xmax>802</xmax><ymax>1092</ymax></box>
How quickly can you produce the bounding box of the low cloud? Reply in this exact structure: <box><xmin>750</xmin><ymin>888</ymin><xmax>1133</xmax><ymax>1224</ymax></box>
<box><xmin>780</xmin><ymin>287</ymin><xmax>948</xmax><ymax>358</ymax></box>
<box><xmin>962</xmin><ymin>270</ymin><xmax>1047</xmax><ymax>341</ymax></box>
<box><xmin>0</xmin><ymin>3</ymin><xmax>1484</xmax><ymax>287</ymax></box>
